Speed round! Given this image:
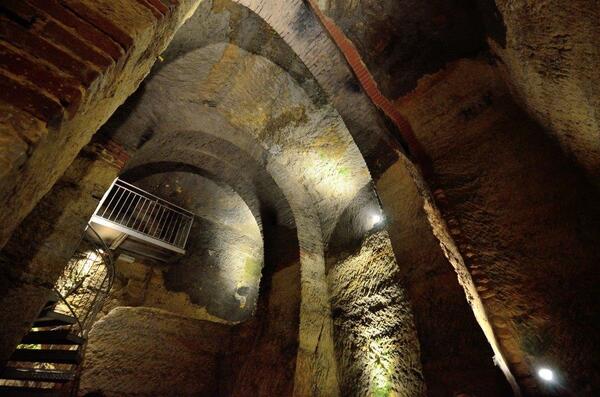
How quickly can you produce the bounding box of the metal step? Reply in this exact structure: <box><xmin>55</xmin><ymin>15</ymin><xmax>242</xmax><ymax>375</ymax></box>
<box><xmin>43</xmin><ymin>292</ymin><xmax>60</xmax><ymax>309</ymax></box>
<box><xmin>21</xmin><ymin>330</ymin><xmax>84</xmax><ymax>345</ymax></box>
<box><xmin>10</xmin><ymin>348</ymin><xmax>81</xmax><ymax>364</ymax></box>
<box><xmin>33</xmin><ymin>310</ymin><xmax>77</xmax><ymax>328</ymax></box>
<box><xmin>0</xmin><ymin>386</ymin><xmax>62</xmax><ymax>397</ymax></box>
<box><xmin>0</xmin><ymin>367</ymin><xmax>75</xmax><ymax>383</ymax></box>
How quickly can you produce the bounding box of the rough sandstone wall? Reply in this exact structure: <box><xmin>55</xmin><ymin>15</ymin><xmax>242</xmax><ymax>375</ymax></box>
<box><xmin>0</xmin><ymin>140</ymin><xmax>120</xmax><ymax>362</ymax></box>
<box><xmin>490</xmin><ymin>0</ymin><xmax>600</xmax><ymax>187</ymax></box>
<box><xmin>80</xmin><ymin>204</ymin><xmax>304</xmax><ymax>397</ymax></box>
<box><xmin>310</xmin><ymin>2</ymin><xmax>600</xmax><ymax>394</ymax></box>
<box><xmin>315</xmin><ymin>0</ymin><xmax>486</xmax><ymax>98</ymax></box>
<box><xmin>79</xmin><ymin>306</ymin><xmax>231</xmax><ymax>397</ymax></box>
<box><xmin>374</xmin><ymin>158</ymin><xmax>513</xmax><ymax>397</ymax></box>
<box><xmin>101</xmin><ymin>257</ymin><xmax>234</xmax><ymax>325</ymax></box>
<box><xmin>0</xmin><ymin>4</ymin><xmax>408</xmax><ymax>395</ymax></box>
<box><xmin>327</xmin><ymin>231</ymin><xmax>425</xmax><ymax>397</ymax></box>
<box><xmin>135</xmin><ymin>172</ymin><xmax>264</xmax><ymax>323</ymax></box>
<box><xmin>7</xmin><ymin>1</ymin><xmax>600</xmax><ymax>396</ymax></box>
<box><xmin>98</xmin><ymin>172</ymin><xmax>264</xmax><ymax>325</ymax></box>
<box><xmin>81</xmin><ymin>262</ymin><xmax>302</xmax><ymax>397</ymax></box>
<box><xmin>396</xmin><ymin>58</ymin><xmax>600</xmax><ymax>396</ymax></box>
<box><xmin>226</xmin><ymin>263</ymin><xmax>302</xmax><ymax>397</ymax></box>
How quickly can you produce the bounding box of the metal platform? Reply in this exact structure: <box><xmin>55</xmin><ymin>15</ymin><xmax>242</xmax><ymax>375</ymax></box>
<box><xmin>89</xmin><ymin>178</ymin><xmax>194</xmax><ymax>261</ymax></box>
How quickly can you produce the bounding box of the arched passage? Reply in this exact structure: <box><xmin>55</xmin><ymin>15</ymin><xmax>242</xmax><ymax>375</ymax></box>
<box><xmin>78</xmin><ymin>18</ymin><xmax>426</xmax><ymax>394</ymax></box>
<box><xmin>8</xmin><ymin>0</ymin><xmax>598</xmax><ymax>395</ymax></box>
<box><xmin>0</xmin><ymin>0</ymin><xmax>512</xmax><ymax>394</ymax></box>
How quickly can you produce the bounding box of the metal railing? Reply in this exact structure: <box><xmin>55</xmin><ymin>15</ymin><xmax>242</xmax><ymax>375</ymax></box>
<box><xmin>53</xmin><ymin>224</ymin><xmax>115</xmax><ymax>338</ymax></box>
<box><xmin>0</xmin><ymin>227</ymin><xmax>111</xmax><ymax>394</ymax></box>
<box><xmin>90</xmin><ymin>178</ymin><xmax>194</xmax><ymax>254</ymax></box>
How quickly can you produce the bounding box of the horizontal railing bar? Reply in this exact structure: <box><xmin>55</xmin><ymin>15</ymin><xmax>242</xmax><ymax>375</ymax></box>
<box><xmin>92</xmin><ymin>178</ymin><xmax>194</xmax><ymax>254</ymax></box>
<box><xmin>114</xmin><ymin>185</ymin><xmax>192</xmax><ymax>220</ymax></box>
<box><xmin>91</xmin><ymin>216</ymin><xmax>186</xmax><ymax>254</ymax></box>
<box><xmin>115</xmin><ymin>179</ymin><xmax>194</xmax><ymax>216</ymax></box>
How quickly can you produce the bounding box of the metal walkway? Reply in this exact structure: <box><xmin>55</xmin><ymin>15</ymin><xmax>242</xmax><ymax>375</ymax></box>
<box><xmin>89</xmin><ymin>178</ymin><xmax>194</xmax><ymax>259</ymax></box>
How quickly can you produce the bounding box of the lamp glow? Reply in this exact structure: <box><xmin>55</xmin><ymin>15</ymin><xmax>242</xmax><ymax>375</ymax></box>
<box><xmin>370</xmin><ymin>214</ymin><xmax>383</xmax><ymax>226</ymax></box>
<box><xmin>538</xmin><ymin>368</ymin><xmax>554</xmax><ymax>382</ymax></box>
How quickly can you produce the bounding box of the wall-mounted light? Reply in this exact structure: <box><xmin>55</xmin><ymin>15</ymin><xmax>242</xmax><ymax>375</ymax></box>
<box><xmin>370</xmin><ymin>213</ymin><xmax>383</xmax><ymax>227</ymax></box>
<box><xmin>537</xmin><ymin>367</ymin><xmax>555</xmax><ymax>382</ymax></box>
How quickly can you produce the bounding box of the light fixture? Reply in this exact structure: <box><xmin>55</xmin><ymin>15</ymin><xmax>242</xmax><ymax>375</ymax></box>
<box><xmin>538</xmin><ymin>367</ymin><xmax>554</xmax><ymax>382</ymax></box>
<box><xmin>370</xmin><ymin>213</ymin><xmax>383</xmax><ymax>226</ymax></box>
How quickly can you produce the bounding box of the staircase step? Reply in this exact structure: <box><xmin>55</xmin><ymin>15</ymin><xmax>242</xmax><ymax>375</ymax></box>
<box><xmin>0</xmin><ymin>386</ymin><xmax>62</xmax><ymax>397</ymax></box>
<box><xmin>21</xmin><ymin>330</ymin><xmax>84</xmax><ymax>345</ymax></box>
<box><xmin>0</xmin><ymin>367</ymin><xmax>75</xmax><ymax>383</ymax></box>
<box><xmin>43</xmin><ymin>292</ymin><xmax>60</xmax><ymax>309</ymax></box>
<box><xmin>34</xmin><ymin>310</ymin><xmax>77</xmax><ymax>328</ymax></box>
<box><xmin>10</xmin><ymin>348</ymin><xmax>81</xmax><ymax>364</ymax></box>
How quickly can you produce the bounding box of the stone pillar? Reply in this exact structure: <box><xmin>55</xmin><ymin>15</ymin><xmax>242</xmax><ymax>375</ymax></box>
<box><xmin>376</xmin><ymin>158</ymin><xmax>514</xmax><ymax>396</ymax></box>
<box><xmin>0</xmin><ymin>140</ymin><xmax>121</xmax><ymax>363</ymax></box>
<box><xmin>394</xmin><ymin>59</ymin><xmax>600</xmax><ymax>395</ymax></box>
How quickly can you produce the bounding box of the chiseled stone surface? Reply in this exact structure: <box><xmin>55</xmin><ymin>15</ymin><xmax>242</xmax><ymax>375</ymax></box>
<box><xmin>0</xmin><ymin>143</ymin><xmax>119</xmax><ymax>362</ymax></box>
<box><xmin>101</xmin><ymin>171</ymin><xmax>264</xmax><ymax>324</ymax></box>
<box><xmin>0</xmin><ymin>103</ymin><xmax>46</xmax><ymax>181</ymax></box>
<box><xmin>226</xmin><ymin>263</ymin><xmax>303</xmax><ymax>397</ymax></box>
<box><xmin>101</xmin><ymin>32</ymin><xmax>375</xmax><ymax>393</ymax></box>
<box><xmin>5</xmin><ymin>0</ymin><xmax>600</xmax><ymax>396</ymax></box>
<box><xmin>138</xmin><ymin>172</ymin><xmax>263</xmax><ymax>323</ymax></box>
<box><xmin>375</xmin><ymin>158</ymin><xmax>512</xmax><ymax>397</ymax></box>
<box><xmin>328</xmin><ymin>231</ymin><xmax>425</xmax><ymax>397</ymax></box>
<box><xmin>396</xmin><ymin>58</ymin><xmax>600</xmax><ymax>395</ymax></box>
<box><xmin>79</xmin><ymin>306</ymin><xmax>231</xmax><ymax>397</ymax></box>
<box><xmin>491</xmin><ymin>0</ymin><xmax>600</xmax><ymax>187</ymax></box>
<box><xmin>106</xmin><ymin>41</ymin><xmax>371</xmax><ymax>242</ymax></box>
<box><xmin>315</xmin><ymin>0</ymin><xmax>487</xmax><ymax>98</ymax></box>
<box><xmin>1</xmin><ymin>2</ymin><xmax>398</xmax><ymax>392</ymax></box>
<box><xmin>311</xmin><ymin>0</ymin><xmax>600</xmax><ymax>394</ymax></box>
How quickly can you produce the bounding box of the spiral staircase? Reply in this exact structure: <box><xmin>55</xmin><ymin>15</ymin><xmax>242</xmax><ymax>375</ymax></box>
<box><xmin>0</xmin><ymin>179</ymin><xmax>193</xmax><ymax>396</ymax></box>
<box><xmin>0</xmin><ymin>226</ymin><xmax>114</xmax><ymax>397</ymax></box>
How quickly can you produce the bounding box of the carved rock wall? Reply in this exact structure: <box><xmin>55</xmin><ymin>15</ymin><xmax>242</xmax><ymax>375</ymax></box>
<box><xmin>491</xmin><ymin>0</ymin><xmax>600</xmax><ymax>187</ymax></box>
<box><xmin>79</xmin><ymin>306</ymin><xmax>230</xmax><ymax>397</ymax></box>
<box><xmin>0</xmin><ymin>141</ymin><xmax>120</xmax><ymax>362</ymax></box>
<box><xmin>327</xmin><ymin>231</ymin><xmax>425</xmax><ymax>397</ymax></box>
<box><xmin>396</xmin><ymin>58</ymin><xmax>600</xmax><ymax>395</ymax></box>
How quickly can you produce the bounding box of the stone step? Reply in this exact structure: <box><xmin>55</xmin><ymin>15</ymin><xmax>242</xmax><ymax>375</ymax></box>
<box><xmin>44</xmin><ymin>292</ymin><xmax>60</xmax><ymax>308</ymax></box>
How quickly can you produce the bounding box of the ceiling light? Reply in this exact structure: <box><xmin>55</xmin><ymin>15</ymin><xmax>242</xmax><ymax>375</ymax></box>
<box><xmin>538</xmin><ymin>368</ymin><xmax>554</xmax><ymax>382</ymax></box>
<box><xmin>371</xmin><ymin>213</ymin><xmax>383</xmax><ymax>226</ymax></box>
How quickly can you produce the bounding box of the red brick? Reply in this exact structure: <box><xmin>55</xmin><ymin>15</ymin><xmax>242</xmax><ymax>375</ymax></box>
<box><xmin>60</xmin><ymin>0</ymin><xmax>133</xmax><ymax>50</ymax></box>
<box><xmin>26</xmin><ymin>0</ymin><xmax>123</xmax><ymax>61</ymax></box>
<box><xmin>0</xmin><ymin>42</ymin><xmax>82</xmax><ymax>115</ymax></box>
<box><xmin>0</xmin><ymin>16</ymin><xmax>98</xmax><ymax>86</ymax></box>
<box><xmin>144</xmin><ymin>0</ymin><xmax>169</xmax><ymax>15</ymax></box>
<box><xmin>0</xmin><ymin>0</ymin><xmax>37</xmax><ymax>25</ymax></box>
<box><xmin>39</xmin><ymin>19</ymin><xmax>113</xmax><ymax>69</ymax></box>
<box><xmin>134</xmin><ymin>0</ymin><xmax>164</xmax><ymax>19</ymax></box>
<box><xmin>0</xmin><ymin>72</ymin><xmax>64</xmax><ymax>123</ymax></box>
<box><xmin>306</xmin><ymin>0</ymin><xmax>431</xmax><ymax>169</ymax></box>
